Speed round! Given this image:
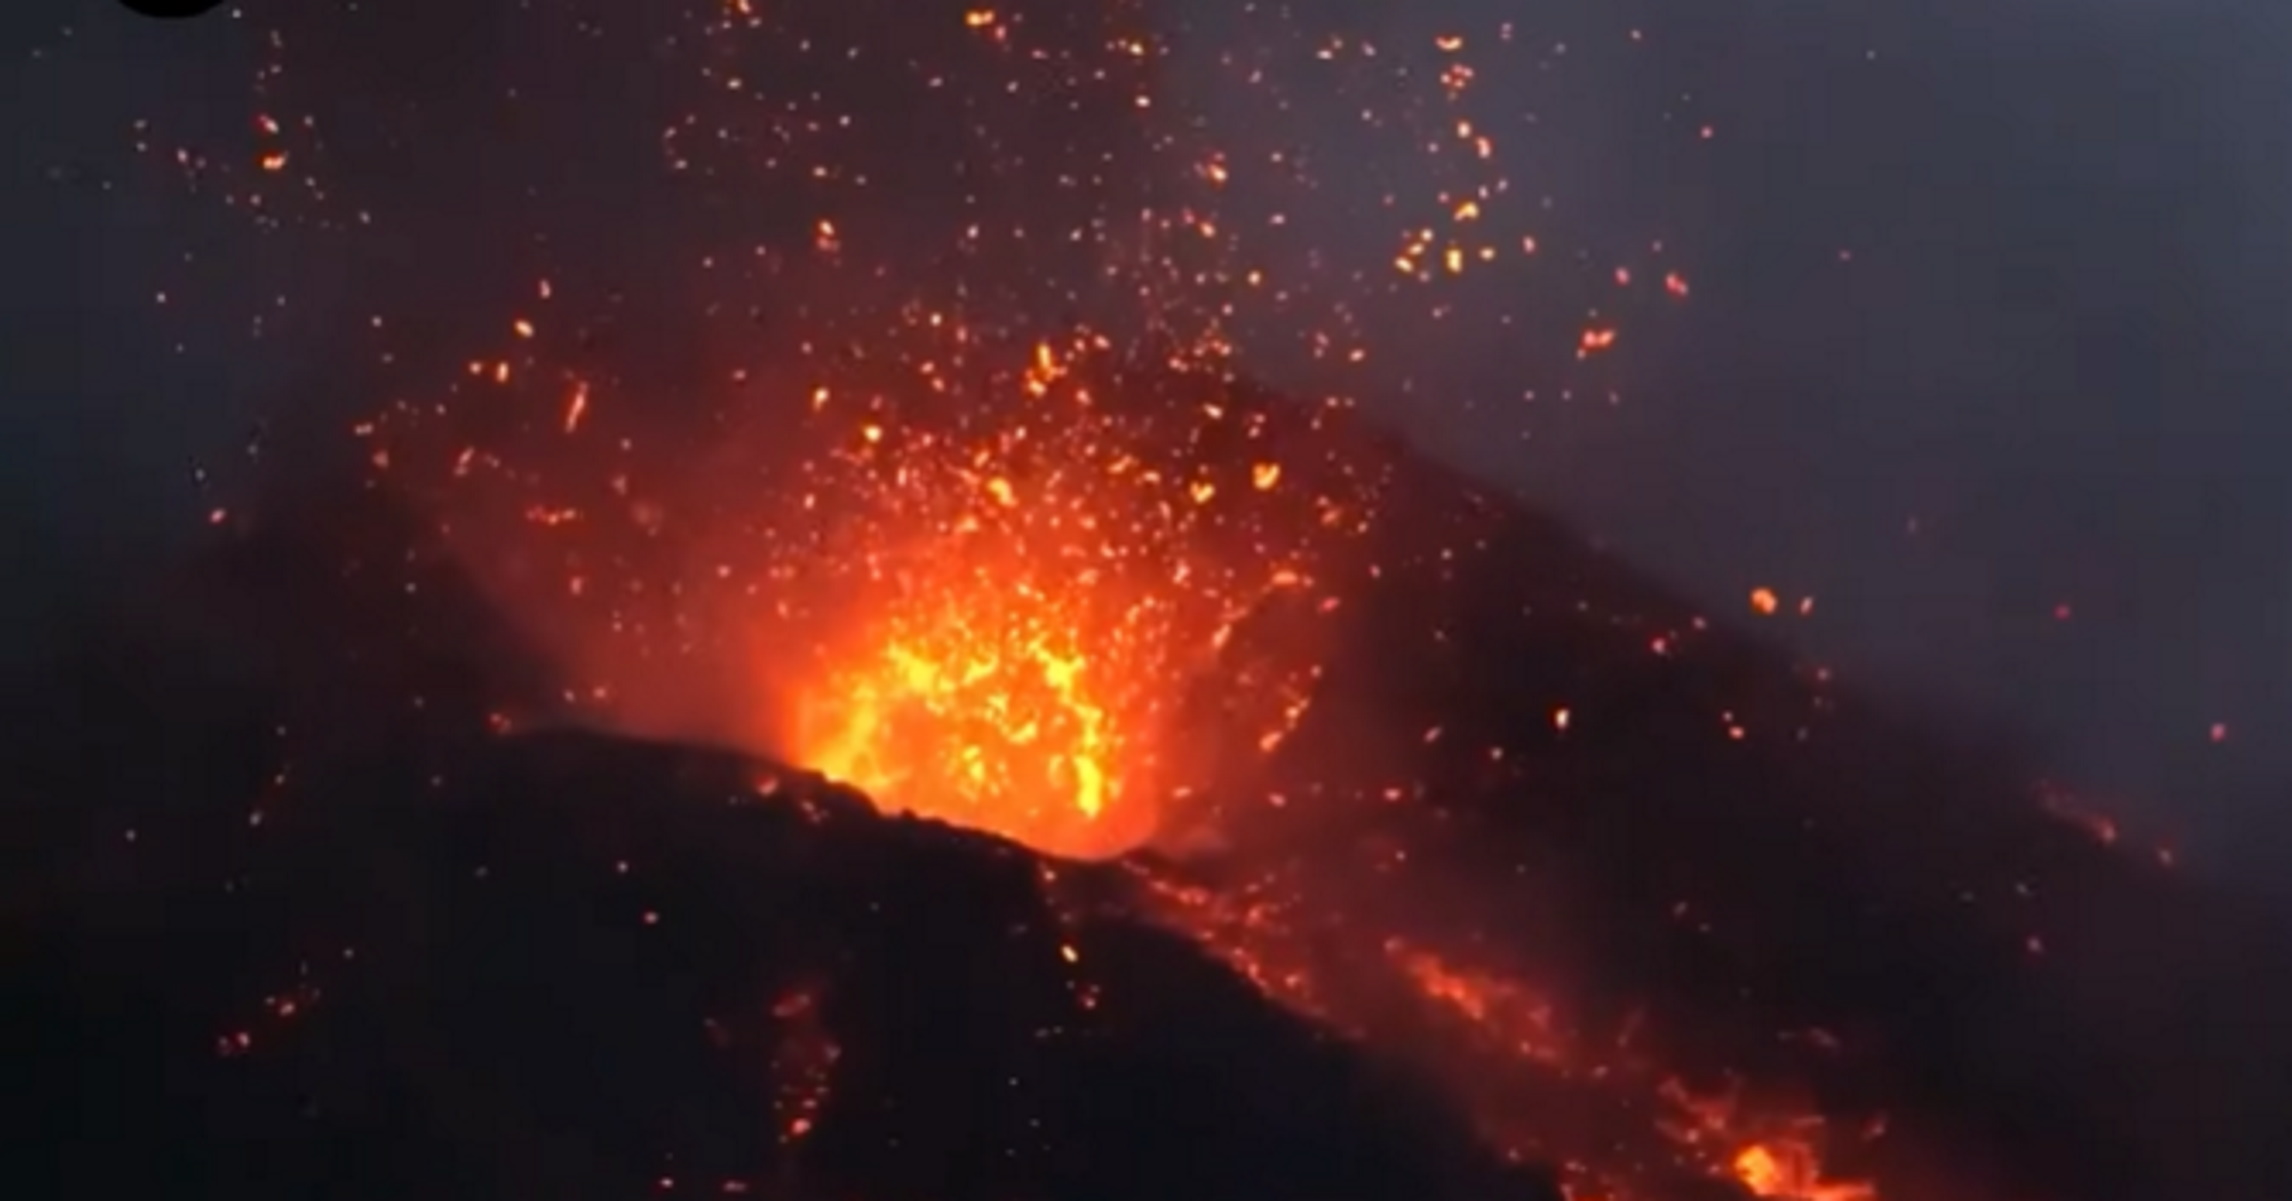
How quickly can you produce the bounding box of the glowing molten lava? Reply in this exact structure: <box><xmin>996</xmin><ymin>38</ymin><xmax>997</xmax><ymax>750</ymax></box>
<box><xmin>773</xmin><ymin>340</ymin><xmax>1362</xmax><ymax>860</ymax></box>
<box><xmin>793</xmin><ymin>548</ymin><xmax>1156</xmax><ymax>860</ymax></box>
<box><xmin>1731</xmin><ymin>1141</ymin><xmax>1877</xmax><ymax>1201</ymax></box>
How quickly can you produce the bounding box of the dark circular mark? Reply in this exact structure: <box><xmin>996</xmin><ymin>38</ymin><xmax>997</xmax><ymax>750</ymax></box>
<box><xmin>116</xmin><ymin>0</ymin><xmax>226</xmax><ymax>18</ymax></box>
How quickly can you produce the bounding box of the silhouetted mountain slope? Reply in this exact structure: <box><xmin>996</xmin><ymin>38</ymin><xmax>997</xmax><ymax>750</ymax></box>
<box><xmin>10</xmin><ymin>727</ymin><xmax>1563</xmax><ymax>1201</ymax></box>
<box><xmin>8</xmin><ymin>411</ymin><xmax>2292</xmax><ymax>1201</ymax></box>
<box><xmin>1</xmin><ymin>483</ymin><xmax>1561</xmax><ymax>1201</ymax></box>
<box><xmin>1203</xmin><ymin>435</ymin><xmax>2292</xmax><ymax>1201</ymax></box>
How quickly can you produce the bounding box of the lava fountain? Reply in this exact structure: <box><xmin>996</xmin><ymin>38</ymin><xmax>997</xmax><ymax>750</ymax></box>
<box><xmin>789</xmin><ymin>561</ymin><xmax>1145</xmax><ymax>858</ymax></box>
<box><xmin>762</xmin><ymin>338</ymin><xmax>1374</xmax><ymax>859</ymax></box>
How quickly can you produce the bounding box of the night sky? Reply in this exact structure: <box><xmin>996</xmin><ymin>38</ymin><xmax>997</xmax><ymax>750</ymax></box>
<box><xmin>6</xmin><ymin>0</ymin><xmax>2287</xmax><ymax>890</ymax></box>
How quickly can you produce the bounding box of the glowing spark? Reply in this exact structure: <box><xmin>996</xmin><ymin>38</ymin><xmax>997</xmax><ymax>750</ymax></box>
<box><xmin>563</xmin><ymin>381</ymin><xmax>589</xmax><ymax>433</ymax></box>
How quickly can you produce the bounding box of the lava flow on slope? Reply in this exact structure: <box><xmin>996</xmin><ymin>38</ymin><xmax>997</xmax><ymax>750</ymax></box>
<box><xmin>13</xmin><ymin>363</ymin><xmax>2292</xmax><ymax>1201</ymax></box>
<box><xmin>20</xmin><ymin>0</ymin><xmax>2292</xmax><ymax>1199</ymax></box>
<box><xmin>0</xmin><ymin>483</ymin><xmax>1554</xmax><ymax>1201</ymax></box>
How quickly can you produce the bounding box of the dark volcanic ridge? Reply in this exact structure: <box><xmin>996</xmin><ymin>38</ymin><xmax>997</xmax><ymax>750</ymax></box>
<box><xmin>0</xmin><ymin>473</ymin><xmax>1558</xmax><ymax>1201</ymax></box>
<box><xmin>8</xmin><ymin>420</ymin><xmax>2292</xmax><ymax>1201</ymax></box>
<box><xmin>12</xmin><ymin>717</ymin><xmax>1557</xmax><ymax>1201</ymax></box>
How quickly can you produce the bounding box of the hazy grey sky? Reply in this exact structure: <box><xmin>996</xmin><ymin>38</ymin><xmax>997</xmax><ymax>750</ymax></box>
<box><xmin>1168</xmin><ymin>0</ymin><xmax>2292</xmax><ymax>888</ymax></box>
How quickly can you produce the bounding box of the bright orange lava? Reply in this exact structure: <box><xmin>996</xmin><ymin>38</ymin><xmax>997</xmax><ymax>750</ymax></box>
<box><xmin>773</xmin><ymin>341</ymin><xmax>1350</xmax><ymax>860</ymax></box>
<box><xmin>790</xmin><ymin>538</ymin><xmax>1165</xmax><ymax>860</ymax></box>
<box><xmin>1731</xmin><ymin>1141</ymin><xmax>1877</xmax><ymax>1201</ymax></box>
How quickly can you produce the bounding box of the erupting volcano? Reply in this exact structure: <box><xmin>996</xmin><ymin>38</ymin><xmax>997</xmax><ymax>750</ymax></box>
<box><xmin>11</xmin><ymin>2</ymin><xmax>2292</xmax><ymax>1201</ymax></box>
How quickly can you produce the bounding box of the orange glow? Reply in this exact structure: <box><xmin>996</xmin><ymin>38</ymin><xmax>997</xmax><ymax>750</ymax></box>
<box><xmin>792</xmin><ymin>556</ymin><xmax>1148</xmax><ymax>859</ymax></box>
<box><xmin>1732</xmin><ymin>1141</ymin><xmax>1877</xmax><ymax>1201</ymax></box>
<box><xmin>774</xmin><ymin>341</ymin><xmax>1361</xmax><ymax>860</ymax></box>
<box><xmin>1660</xmin><ymin>1079</ymin><xmax>1878</xmax><ymax>1201</ymax></box>
<box><xmin>1136</xmin><ymin>856</ymin><xmax>1889</xmax><ymax>1201</ymax></box>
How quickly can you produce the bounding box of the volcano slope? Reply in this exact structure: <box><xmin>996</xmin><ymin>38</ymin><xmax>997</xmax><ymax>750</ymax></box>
<box><xmin>6</xmin><ymin>414</ymin><xmax>2292</xmax><ymax>1201</ymax></box>
<box><xmin>1154</xmin><ymin>402</ymin><xmax>2292</xmax><ymax>1201</ymax></box>
<box><xmin>0</xmin><ymin>486</ymin><xmax>1556</xmax><ymax>1201</ymax></box>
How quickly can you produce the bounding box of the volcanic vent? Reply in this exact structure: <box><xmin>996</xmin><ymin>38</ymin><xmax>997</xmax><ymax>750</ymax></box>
<box><xmin>4</xmin><ymin>470</ymin><xmax>1550</xmax><ymax>1201</ymax></box>
<box><xmin>11</xmin><ymin>376</ymin><xmax>2292</xmax><ymax>1201</ymax></box>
